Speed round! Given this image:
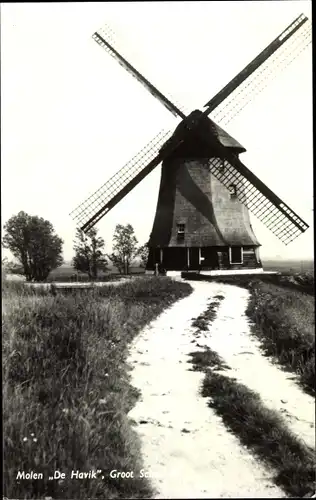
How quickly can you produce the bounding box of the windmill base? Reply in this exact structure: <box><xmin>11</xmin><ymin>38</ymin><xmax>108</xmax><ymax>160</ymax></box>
<box><xmin>194</xmin><ymin>268</ymin><xmax>265</xmax><ymax>276</ymax></box>
<box><xmin>181</xmin><ymin>269</ymin><xmax>279</xmax><ymax>279</ymax></box>
<box><xmin>146</xmin><ymin>245</ymin><xmax>263</xmax><ymax>275</ymax></box>
<box><xmin>145</xmin><ymin>268</ymin><xmax>274</xmax><ymax>277</ymax></box>
<box><xmin>175</xmin><ymin>268</ymin><xmax>268</xmax><ymax>277</ymax></box>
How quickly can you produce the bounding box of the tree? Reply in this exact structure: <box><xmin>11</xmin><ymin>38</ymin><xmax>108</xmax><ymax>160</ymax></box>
<box><xmin>108</xmin><ymin>224</ymin><xmax>138</xmax><ymax>275</ymax></box>
<box><xmin>2</xmin><ymin>211</ymin><xmax>63</xmax><ymax>282</ymax></box>
<box><xmin>72</xmin><ymin>227</ymin><xmax>108</xmax><ymax>280</ymax></box>
<box><xmin>137</xmin><ymin>242</ymin><xmax>149</xmax><ymax>268</ymax></box>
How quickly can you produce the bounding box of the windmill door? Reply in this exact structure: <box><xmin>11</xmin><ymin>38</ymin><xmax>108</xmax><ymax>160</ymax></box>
<box><xmin>163</xmin><ymin>248</ymin><xmax>187</xmax><ymax>270</ymax></box>
<box><xmin>201</xmin><ymin>248</ymin><xmax>219</xmax><ymax>270</ymax></box>
<box><xmin>189</xmin><ymin>248</ymin><xmax>200</xmax><ymax>270</ymax></box>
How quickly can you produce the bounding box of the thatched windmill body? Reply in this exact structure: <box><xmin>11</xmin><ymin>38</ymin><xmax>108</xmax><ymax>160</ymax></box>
<box><xmin>71</xmin><ymin>13</ymin><xmax>311</xmax><ymax>275</ymax></box>
<box><xmin>147</xmin><ymin>114</ymin><xmax>261</xmax><ymax>272</ymax></box>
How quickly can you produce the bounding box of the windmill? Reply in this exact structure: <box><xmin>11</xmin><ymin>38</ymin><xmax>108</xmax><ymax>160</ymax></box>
<box><xmin>70</xmin><ymin>13</ymin><xmax>311</xmax><ymax>275</ymax></box>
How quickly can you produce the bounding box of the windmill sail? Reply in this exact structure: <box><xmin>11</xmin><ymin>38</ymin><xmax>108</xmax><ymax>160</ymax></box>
<box><xmin>211</xmin><ymin>17</ymin><xmax>311</xmax><ymax>126</ymax></box>
<box><xmin>70</xmin><ymin>129</ymin><xmax>173</xmax><ymax>232</ymax></box>
<box><xmin>208</xmin><ymin>156</ymin><xmax>309</xmax><ymax>245</ymax></box>
<box><xmin>204</xmin><ymin>14</ymin><xmax>308</xmax><ymax>112</ymax></box>
<box><xmin>92</xmin><ymin>28</ymin><xmax>187</xmax><ymax>118</ymax></box>
<box><xmin>93</xmin><ymin>14</ymin><xmax>309</xmax><ymax>125</ymax></box>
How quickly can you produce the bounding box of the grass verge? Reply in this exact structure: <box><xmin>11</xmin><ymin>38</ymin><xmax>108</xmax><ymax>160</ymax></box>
<box><xmin>246</xmin><ymin>281</ymin><xmax>315</xmax><ymax>396</ymax></box>
<box><xmin>204</xmin><ymin>373</ymin><xmax>315</xmax><ymax>497</ymax></box>
<box><xmin>3</xmin><ymin>277</ymin><xmax>192</xmax><ymax>499</ymax></box>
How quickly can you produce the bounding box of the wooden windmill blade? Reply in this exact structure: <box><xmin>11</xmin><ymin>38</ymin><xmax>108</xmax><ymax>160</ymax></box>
<box><xmin>92</xmin><ymin>14</ymin><xmax>309</xmax><ymax>124</ymax></box>
<box><xmin>70</xmin><ymin>129</ymin><xmax>173</xmax><ymax>232</ymax></box>
<box><xmin>211</xmin><ymin>16</ymin><xmax>311</xmax><ymax>126</ymax></box>
<box><xmin>72</xmin><ymin>25</ymin><xmax>187</xmax><ymax>232</ymax></box>
<box><xmin>92</xmin><ymin>27</ymin><xmax>186</xmax><ymax>118</ymax></box>
<box><xmin>203</xmin><ymin>13</ymin><xmax>309</xmax><ymax>113</ymax></box>
<box><xmin>71</xmin><ymin>23</ymin><xmax>187</xmax><ymax>232</ymax></box>
<box><xmin>208</xmin><ymin>153</ymin><xmax>309</xmax><ymax>246</ymax></box>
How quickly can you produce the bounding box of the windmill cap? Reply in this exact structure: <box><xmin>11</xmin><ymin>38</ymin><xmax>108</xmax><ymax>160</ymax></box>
<box><xmin>212</xmin><ymin>120</ymin><xmax>246</xmax><ymax>152</ymax></box>
<box><xmin>161</xmin><ymin>110</ymin><xmax>246</xmax><ymax>156</ymax></box>
<box><xmin>189</xmin><ymin>110</ymin><xmax>246</xmax><ymax>152</ymax></box>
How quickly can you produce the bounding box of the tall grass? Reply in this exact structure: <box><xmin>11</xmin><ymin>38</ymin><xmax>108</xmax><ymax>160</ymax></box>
<box><xmin>246</xmin><ymin>280</ymin><xmax>315</xmax><ymax>396</ymax></box>
<box><xmin>3</xmin><ymin>277</ymin><xmax>192</xmax><ymax>499</ymax></box>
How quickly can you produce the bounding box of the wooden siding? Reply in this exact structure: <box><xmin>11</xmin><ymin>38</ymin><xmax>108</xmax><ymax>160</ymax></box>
<box><xmin>146</xmin><ymin>246</ymin><xmax>261</xmax><ymax>272</ymax></box>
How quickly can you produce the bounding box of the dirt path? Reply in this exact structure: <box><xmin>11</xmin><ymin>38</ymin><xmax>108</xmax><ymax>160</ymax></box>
<box><xmin>198</xmin><ymin>282</ymin><xmax>315</xmax><ymax>451</ymax></box>
<box><xmin>127</xmin><ymin>281</ymin><xmax>287</xmax><ymax>498</ymax></box>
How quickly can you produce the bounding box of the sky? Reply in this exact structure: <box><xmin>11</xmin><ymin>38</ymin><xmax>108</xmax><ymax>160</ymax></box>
<box><xmin>1</xmin><ymin>1</ymin><xmax>313</xmax><ymax>263</ymax></box>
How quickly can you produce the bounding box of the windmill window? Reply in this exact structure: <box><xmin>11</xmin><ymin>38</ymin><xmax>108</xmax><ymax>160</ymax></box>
<box><xmin>211</xmin><ymin>158</ymin><xmax>225</xmax><ymax>174</ymax></box>
<box><xmin>228</xmin><ymin>184</ymin><xmax>237</xmax><ymax>198</ymax></box>
<box><xmin>177</xmin><ymin>224</ymin><xmax>185</xmax><ymax>240</ymax></box>
<box><xmin>230</xmin><ymin>246</ymin><xmax>243</xmax><ymax>264</ymax></box>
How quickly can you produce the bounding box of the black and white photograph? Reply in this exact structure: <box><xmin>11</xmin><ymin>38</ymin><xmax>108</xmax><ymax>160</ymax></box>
<box><xmin>1</xmin><ymin>1</ymin><xmax>314</xmax><ymax>498</ymax></box>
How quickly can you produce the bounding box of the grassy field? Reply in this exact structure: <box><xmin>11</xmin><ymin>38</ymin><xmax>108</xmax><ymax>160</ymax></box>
<box><xmin>246</xmin><ymin>278</ymin><xmax>315</xmax><ymax>396</ymax></box>
<box><xmin>189</xmin><ymin>297</ymin><xmax>315</xmax><ymax>498</ymax></box>
<box><xmin>46</xmin><ymin>264</ymin><xmax>145</xmax><ymax>283</ymax></box>
<box><xmin>5</xmin><ymin>258</ymin><xmax>313</xmax><ymax>283</ymax></box>
<box><xmin>262</xmin><ymin>259</ymin><xmax>314</xmax><ymax>274</ymax></box>
<box><xmin>3</xmin><ymin>277</ymin><xmax>192</xmax><ymax>500</ymax></box>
